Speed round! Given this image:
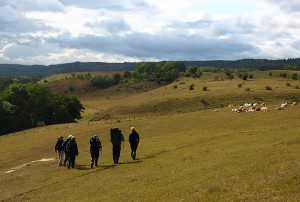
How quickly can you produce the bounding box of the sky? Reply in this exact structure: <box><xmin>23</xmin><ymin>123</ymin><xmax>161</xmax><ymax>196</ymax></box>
<box><xmin>0</xmin><ymin>0</ymin><xmax>299</xmax><ymax>65</ymax></box>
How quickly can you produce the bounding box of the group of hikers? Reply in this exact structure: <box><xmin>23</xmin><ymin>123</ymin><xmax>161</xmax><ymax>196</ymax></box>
<box><xmin>54</xmin><ymin>127</ymin><xmax>140</xmax><ymax>169</ymax></box>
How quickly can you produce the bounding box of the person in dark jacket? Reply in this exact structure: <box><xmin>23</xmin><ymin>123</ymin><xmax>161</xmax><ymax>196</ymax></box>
<box><xmin>62</xmin><ymin>135</ymin><xmax>72</xmax><ymax>166</ymax></box>
<box><xmin>90</xmin><ymin>135</ymin><xmax>102</xmax><ymax>168</ymax></box>
<box><xmin>55</xmin><ymin>136</ymin><xmax>64</xmax><ymax>166</ymax></box>
<box><xmin>129</xmin><ymin>127</ymin><xmax>140</xmax><ymax>160</ymax></box>
<box><xmin>110</xmin><ymin>127</ymin><xmax>124</xmax><ymax>164</ymax></box>
<box><xmin>67</xmin><ymin>136</ymin><xmax>78</xmax><ymax>169</ymax></box>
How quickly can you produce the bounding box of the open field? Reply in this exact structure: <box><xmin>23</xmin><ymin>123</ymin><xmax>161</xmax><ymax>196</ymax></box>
<box><xmin>1</xmin><ymin>105</ymin><xmax>300</xmax><ymax>201</ymax></box>
<box><xmin>0</xmin><ymin>70</ymin><xmax>299</xmax><ymax>201</ymax></box>
<box><xmin>80</xmin><ymin>71</ymin><xmax>300</xmax><ymax>119</ymax></box>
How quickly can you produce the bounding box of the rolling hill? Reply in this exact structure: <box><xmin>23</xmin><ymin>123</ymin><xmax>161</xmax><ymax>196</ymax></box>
<box><xmin>0</xmin><ymin>70</ymin><xmax>299</xmax><ymax>201</ymax></box>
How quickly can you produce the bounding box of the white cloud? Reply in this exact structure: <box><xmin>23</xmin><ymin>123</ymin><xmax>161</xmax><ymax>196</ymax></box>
<box><xmin>0</xmin><ymin>0</ymin><xmax>299</xmax><ymax>64</ymax></box>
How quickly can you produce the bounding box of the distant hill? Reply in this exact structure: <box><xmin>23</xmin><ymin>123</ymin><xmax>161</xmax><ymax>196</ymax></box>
<box><xmin>0</xmin><ymin>58</ymin><xmax>299</xmax><ymax>77</ymax></box>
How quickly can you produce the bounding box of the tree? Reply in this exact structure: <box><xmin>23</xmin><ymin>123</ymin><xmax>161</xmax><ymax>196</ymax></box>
<box><xmin>292</xmin><ymin>73</ymin><xmax>298</xmax><ymax>80</ymax></box>
<box><xmin>0</xmin><ymin>83</ymin><xmax>84</xmax><ymax>135</ymax></box>
<box><xmin>123</xmin><ymin>71</ymin><xmax>131</xmax><ymax>79</ymax></box>
<box><xmin>113</xmin><ymin>74</ymin><xmax>121</xmax><ymax>84</ymax></box>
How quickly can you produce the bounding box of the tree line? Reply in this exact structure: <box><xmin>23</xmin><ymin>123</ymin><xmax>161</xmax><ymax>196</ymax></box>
<box><xmin>1</xmin><ymin>58</ymin><xmax>299</xmax><ymax>77</ymax></box>
<box><xmin>0</xmin><ymin>83</ymin><xmax>84</xmax><ymax>135</ymax></box>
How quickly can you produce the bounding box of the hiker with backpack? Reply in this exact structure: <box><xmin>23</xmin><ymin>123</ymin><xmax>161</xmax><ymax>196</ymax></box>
<box><xmin>129</xmin><ymin>127</ymin><xmax>140</xmax><ymax>160</ymax></box>
<box><xmin>110</xmin><ymin>127</ymin><xmax>124</xmax><ymax>164</ymax></box>
<box><xmin>67</xmin><ymin>136</ymin><xmax>79</xmax><ymax>169</ymax></box>
<box><xmin>90</xmin><ymin>135</ymin><xmax>102</xmax><ymax>168</ymax></box>
<box><xmin>54</xmin><ymin>136</ymin><xmax>64</xmax><ymax>166</ymax></box>
<box><xmin>62</xmin><ymin>135</ymin><xmax>72</xmax><ymax>166</ymax></box>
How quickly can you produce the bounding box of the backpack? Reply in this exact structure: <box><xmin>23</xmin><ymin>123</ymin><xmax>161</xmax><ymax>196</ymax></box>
<box><xmin>56</xmin><ymin>139</ymin><xmax>63</xmax><ymax>151</ymax></box>
<box><xmin>111</xmin><ymin>128</ymin><xmax>123</xmax><ymax>145</ymax></box>
<box><xmin>90</xmin><ymin>138</ymin><xmax>99</xmax><ymax>150</ymax></box>
<box><xmin>66</xmin><ymin>141</ymin><xmax>71</xmax><ymax>152</ymax></box>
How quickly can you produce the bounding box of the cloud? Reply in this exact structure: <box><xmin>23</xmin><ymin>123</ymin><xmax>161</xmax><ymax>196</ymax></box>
<box><xmin>0</xmin><ymin>0</ymin><xmax>64</xmax><ymax>12</ymax></box>
<box><xmin>48</xmin><ymin>32</ymin><xmax>259</xmax><ymax>60</ymax></box>
<box><xmin>0</xmin><ymin>5</ymin><xmax>54</xmax><ymax>33</ymax></box>
<box><xmin>59</xmin><ymin>0</ymin><xmax>156</xmax><ymax>12</ymax></box>
<box><xmin>86</xmin><ymin>17</ymin><xmax>131</xmax><ymax>33</ymax></box>
<box><xmin>264</xmin><ymin>0</ymin><xmax>300</xmax><ymax>13</ymax></box>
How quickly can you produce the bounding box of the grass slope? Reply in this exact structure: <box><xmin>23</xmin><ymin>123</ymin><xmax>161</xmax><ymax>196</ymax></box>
<box><xmin>1</xmin><ymin>106</ymin><xmax>299</xmax><ymax>201</ymax></box>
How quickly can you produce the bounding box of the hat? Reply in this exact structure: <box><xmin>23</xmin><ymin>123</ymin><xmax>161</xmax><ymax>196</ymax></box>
<box><xmin>131</xmin><ymin>127</ymin><xmax>135</xmax><ymax>131</ymax></box>
<box><xmin>68</xmin><ymin>135</ymin><xmax>72</xmax><ymax>139</ymax></box>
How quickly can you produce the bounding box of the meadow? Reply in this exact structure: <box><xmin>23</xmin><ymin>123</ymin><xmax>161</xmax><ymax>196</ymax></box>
<box><xmin>0</xmin><ymin>70</ymin><xmax>299</xmax><ymax>201</ymax></box>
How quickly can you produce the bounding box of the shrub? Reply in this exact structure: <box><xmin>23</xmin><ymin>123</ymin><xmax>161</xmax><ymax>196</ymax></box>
<box><xmin>245</xmin><ymin>87</ymin><xmax>251</xmax><ymax>91</ymax></box>
<box><xmin>242</xmin><ymin>75</ymin><xmax>248</xmax><ymax>80</ymax></box>
<box><xmin>279</xmin><ymin>73</ymin><xmax>288</xmax><ymax>78</ymax></box>
<box><xmin>286</xmin><ymin>83</ymin><xmax>291</xmax><ymax>86</ymax></box>
<box><xmin>292</xmin><ymin>73</ymin><xmax>298</xmax><ymax>80</ymax></box>
<box><xmin>239</xmin><ymin>74</ymin><xmax>243</xmax><ymax>78</ymax></box>
<box><xmin>265</xmin><ymin>85</ymin><xmax>272</xmax><ymax>90</ymax></box>
<box><xmin>189</xmin><ymin>84</ymin><xmax>195</xmax><ymax>90</ymax></box>
<box><xmin>228</xmin><ymin>75</ymin><xmax>234</xmax><ymax>80</ymax></box>
<box><xmin>295</xmin><ymin>85</ymin><xmax>300</xmax><ymax>89</ymax></box>
<box><xmin>238</xmin><ymin>83</ymin><xmax>243</xmax><ymax>88</ymax></box>
<box><xmin>249</xmin><ymin>74</ymin><xmax>254</xmax><ymax>79</ymax></box>
<box><xmin>269</xmin><ymin>72</ymin><xmax>272</xmax><ymax>76</ymax></box>
<box><xmin>173</xmin><ymin>85</ymin><xmax>177</xmax><ymax>89</ymax></box>
<box><xmin>203</xmin><ymin>86</ymin><xmax>208</xmax><ymax>91</ymax></box>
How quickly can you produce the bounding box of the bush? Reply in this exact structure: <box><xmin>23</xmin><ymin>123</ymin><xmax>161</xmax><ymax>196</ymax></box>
<box><xmin>203</xmin><ymin>86</ymin><xmax>208</xmax><ymax>91</ymax></box>
<box><xmin>286</xmin><ymin>83</ymin><xmax>291</xmax><ymax>86</ymax></box>
<box><xmin>173</xmin><ymin>85</ymin><xmax>177</xmax><ymax>89</ymax></box>
<box><xmin>269</xmin><ymin>72</ymin><xmax>272</xmax><ymax>76</ymax></box>
<box><xmin>279</xmin><ymin>73</ymin><xmax>288</xmax><ymax>78</ymax></box>
<box><xmin>295</xmin><ymin>85</ymin><xmax>300</xmax><ymax>89</ymax></box>
<box><xmin>228</xmin><ymin>75</ymin><xmax>234</xmax><ymax>80</ymax></box>
<box><xmin>238</xmin><ymin>83</ymin><xmax>243</xmax><ymax>88</ymax></box>
<box><xmin>292</xmin><ymin>73</ymin><xmax>298</xmax><ymax>80</ymax></box>
<box><xmin>265</xmin><ymin>85</ymin><xmax>272</xmax><ymax>90</ymax></box>
<box><xmin>249</xmin><ymin>74</ymin><xmax>254</xmax><ymax>79</ymax></box>
<box><xmin>245</xmin><ymin>87</ymin><xmax>251</xmax><ymax>91</ymax></box>
<box><xmin>242</xmin><ymin>75</ymin><xmax>248</xmax><ymax>80</ymax></box>
<box><xmin>189</xmin><ymin>84</ymin><xmax>195</xmax><ymax>90</ymax></box>
<box><xmin>239</xmin><ymin>74</ymin><xmax>243</xmax><ymax>78</ymax></box>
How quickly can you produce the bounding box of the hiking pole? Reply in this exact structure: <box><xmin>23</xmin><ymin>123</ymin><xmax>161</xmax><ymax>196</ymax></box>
<box><xmin>101</xmin><ymin>150</ymin><xmax>104</xmax><ymax>166</ymax></box>
<box><xmin>123</xmin><ymin>141</ymin><xmax>125</xmax><ymax>164</ymax></box>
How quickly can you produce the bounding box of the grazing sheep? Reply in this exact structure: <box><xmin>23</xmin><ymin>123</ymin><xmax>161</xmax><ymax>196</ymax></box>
<box><xmin>214</xmin><ymin>109</ymin><xmax>218</xmax><ymax>112</ymax></box>
<box><xmin>261</xmin><ymin>107</ymin><xmax>270</xmax><ymax>111</ymax></box>
<box><xmin>292</xmin><ymin>102</ymin><xmax>297</xmax><ymax>106</ymax></box>
<box><xmin>281</xmin><ymin>102</ymin><xmax>288</xmax><ymax>108</ymax></box>
<box><xmin>228</xmin><ymin>104</ymin><xmax>234</xmax><ymax>107</ymax></box>
<box><xmin>275</xmin><ymin>107</ymin><xmax>284</xmax><ymax>111</ymax></box>
<box><xmin>253</xmin><ymin>103</ymin><xmax>259</xmax><ymax>106</ymax></box>
<box><xmin>244</xmin><ymin>103</ymin><xmax>252</xmax><ymax>107</ymax></box>
<box><xmin>261</xmin><ymin>102</ymin><xmax>268</xmax><ymax>106</ymax></box>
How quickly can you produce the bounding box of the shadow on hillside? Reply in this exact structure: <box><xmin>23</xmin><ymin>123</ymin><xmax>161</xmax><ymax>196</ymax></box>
<box><xmin>119</xmin><ymin>160</ymin><xmax>143</xmax><ymax>165</ymax></box>
<box><xmin>75</xmin><ymin>164</ymin><xmax>90</xmax><ymax>170</ymax></box>
<box><xmin>100</xmin><ymin>165</ymin><xmax>117</xmax><ymax>170</ymax></box>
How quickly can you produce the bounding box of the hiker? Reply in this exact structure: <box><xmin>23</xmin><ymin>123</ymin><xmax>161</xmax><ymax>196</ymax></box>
<box><xmin>129</xmin><ymin>127</ymin><xmax>140</xmax><ymax>160</ymax></box>
<box><xmin>54</xmin><ymin>136</ymin><xmax>64</xmax><ymax>166</ymax></box>
<box><xmin>67</xmin><ymin>136</ymin><xmax>79</xmax><ymax>169</ymax></box>
<box><xmin>110</xmin><ymin>127</ymin><xmax>124</xmax><ymax>164</ymax></box>
<box><xmin>90</xmin><ymin>135</ymin><xmax>102</xmax><ymax>168</ymax></box>
<box><xmin>62</xmin><ymin>135</ymin><xmax>72</xmax><ymax>166</ymax></box>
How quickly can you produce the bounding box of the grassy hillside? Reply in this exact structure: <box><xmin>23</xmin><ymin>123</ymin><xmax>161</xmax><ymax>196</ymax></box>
<box><xmin>1</xmin><ymin>105</ymin><xmax>299</xmax><ymax>201</ymax></box>
<box><xmin>0</xmin><ymin>70</ymin><xmax>299</xmax><ymax>201</ymax></box>
<box><xmin>81</xmin><ymin>70</ymin><xmax>300</xmax><ymax>120</ymax></box>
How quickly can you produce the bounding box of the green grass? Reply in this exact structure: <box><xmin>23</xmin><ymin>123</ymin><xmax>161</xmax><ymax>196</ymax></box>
<box><xmin>0</xmin><ymin>70</ymin><xmax>299</xmax><ymax>201</ymax></box>
<box><xmin>1</xmin><ymin>106</ymin><xmax>299</xmax><ymax>201</ymax></box>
